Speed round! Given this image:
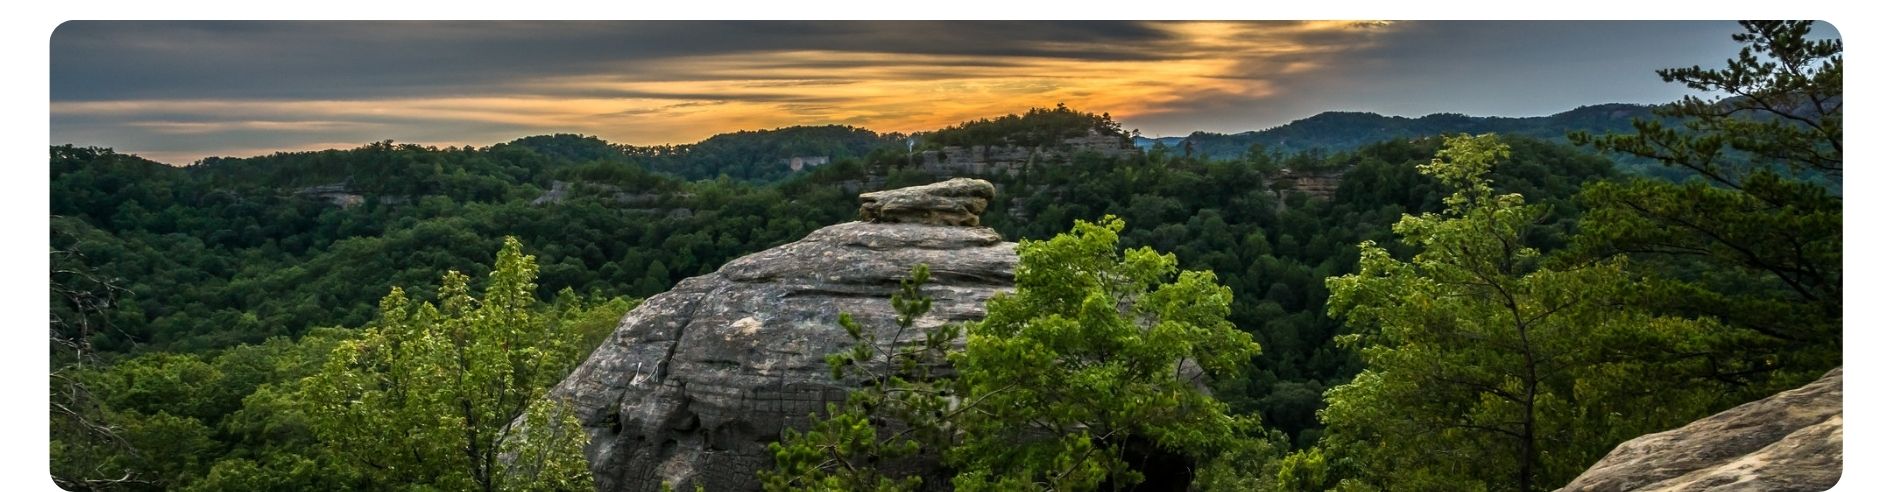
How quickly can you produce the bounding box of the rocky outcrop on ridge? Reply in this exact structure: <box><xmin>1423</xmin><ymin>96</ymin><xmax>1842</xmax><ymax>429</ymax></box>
<box><xmin>546</xmin><ymin>178</ymin><xmax>1016</xmax><ymax>491</ymax></box>
<box><xmin>293</xmin><ymin>183</ymin><xmax>365</xmax><ymax>208</ymax></box>
<box><xmin>531</xmin><ymin>180</ymin><xmax>654</xmax><ymax>206</ymax></box>
<box><xmin>915</xmin><ymin>129</ymin><xmax>1136</xmax><ymax>177</ymax></box>
<box><xmin>1273</xmin><ymin>169</ymin><xmax>1343</xmax><ymax>202</ymax></box>
<box><xmin>1558</xmin><ymin>367</ymin><xmax>1843</xmax><ymax>491</ymax></box>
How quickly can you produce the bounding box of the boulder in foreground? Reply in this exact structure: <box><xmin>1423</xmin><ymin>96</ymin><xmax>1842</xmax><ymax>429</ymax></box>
<box><xmin>1559</xmin><ymin>367</ymin><xmax>1842</xmax><ymax>491</ymax></box>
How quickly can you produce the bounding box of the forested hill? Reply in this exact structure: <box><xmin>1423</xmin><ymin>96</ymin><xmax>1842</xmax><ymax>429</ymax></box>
<box><xmin>185</xmin><ymin>124</ymin><xmax>904</xmax><ymax>187</ymax></box>
<box><xmin>49</xmin><ymin>105</ymin><xmax>1625</xmax><ymax>451</ymax></box>
<box><xmin>1137</xmin><ymin>103</ymin><xmax>1656</xmax><ymax>159</ymax></box>
<box><xmin>620</xmin><ymin>125</ymin><xmax>904</xmax><ymax>182</ymax></box>
<box><xmin>49</xmin><ymin>102</ymin><xmax>1835</xmax><ymax>490</ymax></box>
<box><xmin>52</xmin><ymin>22</ymin><xmax>1841</xmax><ymax>491</ymax></box>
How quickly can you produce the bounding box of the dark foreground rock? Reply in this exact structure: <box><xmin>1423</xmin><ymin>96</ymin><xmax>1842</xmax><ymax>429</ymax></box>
<box><xmin>546</xmin><ymin>180</ymin><xmax>1016</xmax><ymax>491</ymax></box>
<box><xmin>1559</xmin><ymin>367</ymin><xmax>1843</xmax><ymax>492</ymax></box>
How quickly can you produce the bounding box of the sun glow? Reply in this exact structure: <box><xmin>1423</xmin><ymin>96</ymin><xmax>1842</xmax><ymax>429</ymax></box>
<box><xmin>52</xmin><ymin>21</ymin><xmax>1398</xmax><ymax>164</ymax></box>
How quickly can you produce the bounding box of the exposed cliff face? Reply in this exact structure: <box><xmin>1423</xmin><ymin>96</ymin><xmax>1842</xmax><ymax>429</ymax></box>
<box><xmin>293</xmin><ymin>183</ymin><xmax>364</xmax><ymax>208</ymax></box>
<box><xmin>1273</xmin><ymin>169</ymin><xmax>1343</xmax><ymax>202</ymax></box>
<box><xmin>916</xmin><ymin>130</ymin><xmax>1136</xmax><ymax>177</ymax></box>
<box><xmin>1558</xmin><ymin>367</ymin><xmax>1842</xmax><ymax>492</ymax></box>
<box><xmin>530</xmin><ymin>180</ymin><xmax>670</xmax><ymax>206</ymax></box>
<box><xmin>547</xmin><ymin>179</ymin><xmax>1016</xmax><ymax>491</ymax></box>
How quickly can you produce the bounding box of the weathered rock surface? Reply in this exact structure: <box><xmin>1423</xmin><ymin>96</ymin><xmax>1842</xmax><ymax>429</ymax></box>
<box><xmin>293</xmin><ymin>183</ymin><xmax>365</xmax><ymax>208</ymax></box>
<box><xmin>531</xmin><ymin>180</ymin><xmax>670</xmax><ymax>206</ymax></box>
<box><xmin>1559</xmin><ymin>367</ymin><xmax>1843</xmax><ymax>492</ymax></box>
<box><xmin>915</xmin><ymin>130</ymin><xmax>1137</xmax><ymax>177</ymax></box>
<box><xmin>547</xmin><ymin>180</ymin><xmax>1016</xmax><ymax>491</ymax></box>
<box><xmin>858</xmin><ymin>177</ymin><xmax>996</xmax><ymax>226</ymax></box>
<box><xmin>1273</xmin><ymin>169</ymin><xmax>1343</xmax><ymax>202</ymax></box>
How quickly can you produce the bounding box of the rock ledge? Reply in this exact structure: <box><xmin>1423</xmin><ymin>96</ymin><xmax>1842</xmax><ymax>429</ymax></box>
<box><xmin>547</xmin><ymin>180</ymin><xmax>1016</xmax><ymax>491</ymax></box>
<box><xmin>858</xmin><ymin>177</ymin><xmax>995</xmax><ymax>226</ymax></box>
<box><xmin>1559</xmin><ymin>367</ymin><xmax>1842</xmax><ymax>492</ymax></box>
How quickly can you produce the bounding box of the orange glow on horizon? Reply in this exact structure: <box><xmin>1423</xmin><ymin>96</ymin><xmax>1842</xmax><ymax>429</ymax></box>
<box><xmin>52</xmin><ymin>21</ymin><xmax>1399</xmax><ymax>164</ymax></box>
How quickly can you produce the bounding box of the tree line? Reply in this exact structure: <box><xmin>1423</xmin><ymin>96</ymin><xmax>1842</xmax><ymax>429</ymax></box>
<box><xmin>50</xmin><ymin>21</ymin><xmax>1837</xmax><ymax>491</ymax></box>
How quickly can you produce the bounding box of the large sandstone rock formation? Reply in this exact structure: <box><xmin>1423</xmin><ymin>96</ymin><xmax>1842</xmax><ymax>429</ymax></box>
<box><xmin>548</xmin><ymin>179</ymin><xmax>1016</xmax><ymax>491</ymax></box>
<box><xmin>858</xmin><ymin>177</ymin><xmax>995</xmax><ymax>226</ymax></box>
<box><xmin>1558</xmin><ymin>367</ymin><xmax>1842</xmax><ymax>491</ymax></box>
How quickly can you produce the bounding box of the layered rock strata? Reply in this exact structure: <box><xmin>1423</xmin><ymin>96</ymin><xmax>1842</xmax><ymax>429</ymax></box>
<box><xmin>547</xmin><ymin>179</ymin><xmax>1016</xmax><ymax>491</ymax></box>
<box><xmin>1559</xmin><ymin>367</ymin><xmax>1843</xmax><ymax>491</ymax></box>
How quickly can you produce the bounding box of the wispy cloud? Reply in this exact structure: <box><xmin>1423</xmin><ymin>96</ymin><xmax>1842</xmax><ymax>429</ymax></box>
<box><xmin>50</xmin><ymin>20</ymin><xmax>1778</xmax><ymax>164</ymax></box>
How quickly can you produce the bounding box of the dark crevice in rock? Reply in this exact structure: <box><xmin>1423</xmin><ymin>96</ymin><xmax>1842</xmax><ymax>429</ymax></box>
<box><xmin>780</xmin><ymin>289</ymin><xmax>898</xmax><ymax>301</ymax></box>
<box><xmin>839</xmin><ymin>239</ymin><xmax>1002</xmax><ymax>252</ymax></box>
<box><xmin>653</xmin><ymin>296</ymin><xmax>707</xmax><ymax>381</ymax></box>
<box><xmin>693</xmin><ymin>359</ymin><xmax>742</xmax><ymax>369</ymax></box>
<box><xmin>926</xmin><ymin>269</ymin><xmax>1016</xmax><ymax>286</ymax></box>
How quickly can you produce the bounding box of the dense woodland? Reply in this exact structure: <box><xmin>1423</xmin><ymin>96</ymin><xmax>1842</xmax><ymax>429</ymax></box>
<box><xmin>1135</xmin><ymin>104</ymin><xmax>1730</xmax><ymax>183</ymax></box>
<box><xmin>1156</xmin><ymin>104</ymin><xmax>1654</xmax><ymax>161</ymax></box>
<box><xmin>50</xmin><ymin>22</ymin><xmax>1838</xmax><ymax>491</ymax></box>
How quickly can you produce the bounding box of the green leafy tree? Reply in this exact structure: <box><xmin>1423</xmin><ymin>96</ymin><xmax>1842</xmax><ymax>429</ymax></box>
<box><xmin>766</xmin><ymin>218</ymin><xmax>1271</xmax><ymax>491</ymax></box>
<box><xmin>950</xmin><ymin>216</ymin><xmax>1263</xmax><ymax>491</ymax></box>
<box><xmin>53</xmin><ymin>100</ymin><xmax>1655</xmax><ymax>490</ymax></box>
<box><xmin>1569</xmin><ymin>20</ymin><xmax>1841</xmax><ymax>387</ymax></box>
<box><xmin>1317</xmin><ymin>134</ymin><xmax>1720</xmax><ymax>491</ymax></box>
<box><xmin>300</xmin><ymin>237</ymin><xmax>593</xmax><ymax>491</ymax></box>
<box><xmin>922</xmin><ymin>104</ymin><xmax>1130</xmax><ymax>149</ymax></box>
<box><xmin>183</xmin><ymin>453</ymin><xmax>351</xmax><ymax>492</ymax></box>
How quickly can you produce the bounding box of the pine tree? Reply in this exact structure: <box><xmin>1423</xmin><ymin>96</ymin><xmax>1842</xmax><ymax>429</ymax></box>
<box><xmin>1570</xmin><ymin>20</ymin><xmax>1841</xmax><ymax>389</ymax></box>
<box><xmin>1312</xmin><ymin>134</ymin><xmax>1721</xmax><ymax>491</ymax></box>
<box><xmin>301</xmin><ymin>237</ymin><xmax>593</xmax><ymax>491</ymax></box>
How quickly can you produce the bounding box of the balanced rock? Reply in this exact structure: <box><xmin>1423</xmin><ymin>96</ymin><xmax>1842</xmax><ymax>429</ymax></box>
<box><xmin>1558</xmin><ymin>367</ymin><xmax>1842</xmax><ymax>491</ymax></box>
<box><xmin>546</xmin><ymin>180</ymin><xmax>1016</xmax><ymax>491</ymax></box>
<box><xmin>858</xmin><ymin>177</ymin><xmax>995</xmax><ymax>226</ymax></box>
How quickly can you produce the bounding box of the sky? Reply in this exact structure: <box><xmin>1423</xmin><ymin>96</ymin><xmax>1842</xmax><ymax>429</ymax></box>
<box><xmin>49</xmin><ymin>20</ymin><xmax>1841</xmax><ymax>165</ymax></box>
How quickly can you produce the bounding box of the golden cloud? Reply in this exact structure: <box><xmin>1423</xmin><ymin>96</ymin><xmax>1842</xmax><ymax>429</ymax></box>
<box><xmin>53</xmin><ymin>21</ymin><xmax>1401</xmax><ymax>162</ymax></box>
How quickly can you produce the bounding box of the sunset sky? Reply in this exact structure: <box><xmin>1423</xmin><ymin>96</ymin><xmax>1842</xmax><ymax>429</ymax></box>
<box><xmin>50</xmin><ymin>20</ymin><xmax>1840</xmax><ymax>165</ymax></box>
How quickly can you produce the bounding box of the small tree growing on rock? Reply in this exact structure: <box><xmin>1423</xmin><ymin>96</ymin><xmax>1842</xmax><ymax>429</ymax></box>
<box><xmin>764</xmin><ymin>217</ymin><xmax>1273</xmax><ymax>491</ymax></box>
<box><xmin>760</xmin><ymin>263</ymin><xmax>957</xmax><ymax>492</ymax></box>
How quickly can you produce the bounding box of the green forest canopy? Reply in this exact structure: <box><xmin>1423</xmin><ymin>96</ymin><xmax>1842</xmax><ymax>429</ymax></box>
<box><xmin>49</xmin><ymin>21</ymin><xmax>1839</xmax><ymax>491</ymax></box>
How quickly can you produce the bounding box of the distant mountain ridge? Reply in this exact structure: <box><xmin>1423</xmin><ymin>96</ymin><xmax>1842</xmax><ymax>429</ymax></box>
<box><xmin>1134</xmin><ymin>104</ymin><xmax>1657</xmax><ymax>159</ymax></box>
<box><xmin>133</xmin><ymin>104</ymin><xmax>1661</xmax><ymax>190</ymax></box>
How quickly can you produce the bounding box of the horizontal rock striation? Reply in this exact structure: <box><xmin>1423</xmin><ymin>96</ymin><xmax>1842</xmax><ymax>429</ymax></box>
<box><xmin>858</xmin><ymin>177</ymin><xmax>995</xmax><ymax>226</ymax></box>
<box><xmin>547</xmin><ymin>180</ymin><xmax>1017</xmax><ymax>492</ymax></box>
